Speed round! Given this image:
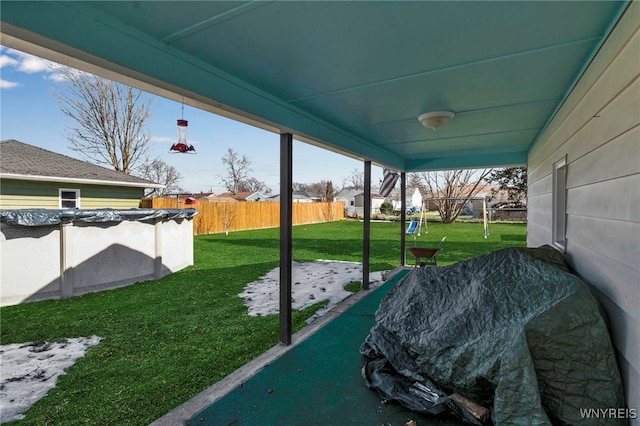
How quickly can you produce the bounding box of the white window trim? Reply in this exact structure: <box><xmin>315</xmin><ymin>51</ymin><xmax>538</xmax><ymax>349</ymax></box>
<box><xmin>59</xmin><ymin>188</ymin><xmax>81</xmax><ymax>209</ymax></box>
<box><xmin>552</xmin><ymin>156</ymin><xmax>567</xmax><ymax>252</ymax></box>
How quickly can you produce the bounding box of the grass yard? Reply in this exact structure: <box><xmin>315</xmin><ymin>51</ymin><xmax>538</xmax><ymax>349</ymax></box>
<box><xmin>0</xmin><ymin>220</ymin><xmax>525</xmax><ymax>425</ymax></box>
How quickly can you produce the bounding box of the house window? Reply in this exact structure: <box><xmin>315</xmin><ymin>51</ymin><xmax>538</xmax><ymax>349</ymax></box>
<box><xmin>59</xmin><ymin>189</ymin><xmax>80</xmax><ymax>209</ymax></box>
<box><xmin>552</xmin><ymin>156</ymin><xmax>567</xmax><ymax>251</ymax></box>
<box><xmin>350</xmin><ymin>201</ymin><xmax>355</xmax><ymax>206</ymax></box>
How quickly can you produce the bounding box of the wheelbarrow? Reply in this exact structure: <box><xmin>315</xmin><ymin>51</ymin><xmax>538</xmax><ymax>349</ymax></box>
<box><xmin>407</xmin><ymin>237</ymin><xmax>446</xmax><ymax>267</ymax></box>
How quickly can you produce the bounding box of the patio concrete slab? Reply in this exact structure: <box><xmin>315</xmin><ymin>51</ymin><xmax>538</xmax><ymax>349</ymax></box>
<box><xmin>158</xmin><ymin>268</ymin><xmax>461</xmax><ymax>426</ymax></box>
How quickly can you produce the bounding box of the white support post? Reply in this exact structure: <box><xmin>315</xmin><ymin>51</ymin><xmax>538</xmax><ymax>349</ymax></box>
<box><xmin>59</xmin><ymin>222</ymin><xmax>74</xmax><ymax>298</ymax></box>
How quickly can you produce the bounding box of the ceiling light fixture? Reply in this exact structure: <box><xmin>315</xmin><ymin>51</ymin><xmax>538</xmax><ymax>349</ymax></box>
<box><xmin>417</xmin><ymin>111</ymin><xmax>455</xmax><ymax>131</ymax></box>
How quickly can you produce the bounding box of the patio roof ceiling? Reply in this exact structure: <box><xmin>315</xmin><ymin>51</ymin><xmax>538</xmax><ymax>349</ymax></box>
<box><xmin>0</xmin><ymin>1</ymin><xmax>627</xmax><ymax>172</ymax></box>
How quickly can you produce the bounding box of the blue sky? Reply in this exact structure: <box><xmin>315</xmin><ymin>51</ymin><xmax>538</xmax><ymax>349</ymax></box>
<box><xmin>1</xmin><ymin>46</ymin><xmax>384</xmax><ymax>194</ymax></box>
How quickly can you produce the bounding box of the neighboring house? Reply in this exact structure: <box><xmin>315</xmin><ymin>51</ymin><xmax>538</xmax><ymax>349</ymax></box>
<box><xmin>186</xmin><ymin>192</ymin><xmax>216</xmax><ymax>199</ymax></box>
<box><xmin>425</xmin><ymin>184</ymin><xmax>495</xmax><ymax>218</ymax></box>
<box><xmin>0</xmin><ymin>140</ymin><xmax>162</xmax><ymax>209</ymax></box>
<box><xmin>179</xmin><ymin>192</ymin><xmax>219</xmax><ymax>205</ymax></box>
<box><xmin>145</xmin><ymin>192</ymin><xmax>217</xmax><ymax>207</ymax></box>
<box><xmin>391</xmin><ymin>187</ymin><xmax>423</xmax><ymax>212</ymax></box>
<box><xmin>293</xmin><ymin>190</ymin><xmax>320</xmax><ymax>202</ymax></box>
<box><xmin>268</xmin><ymin>191</ymin><xmax>319</xmax><ymax>203</ymax></box>
<box><xmin>201</xmin><ymin>195</ymin><xmax>238</xmax><ymax>203</ymax></box>
<box><xmin>410</xmin><ymin>188</ymin><xmax>422</xmax><ymax>211</ymax></box>
<box><xmin>335</xmin><ymin>189</ymin><xmax>385</xmax><ymax>216</ymax></box>
<box><xmin>428</xmin><ymin>183</ymin><xmax>493</xmax><ymax>201</ymax></box>
<box><xmin>356</xmin><ymin>192</ymin><xmax>385</xmax><ymax>215</ymax></box>
<box><xmin>334</xmin><ymin>189</ymin><xmax>361</xmax><ymax>215</ymax></box>
<box><xmin>141</xmin><ymin>192</ymin><xmax>241</xmax><ymax>207</ymax></box>
<box><xmin>217</xmin><ymin>191</ymin><xmax>269</xmax><ymax>201</ymax></box>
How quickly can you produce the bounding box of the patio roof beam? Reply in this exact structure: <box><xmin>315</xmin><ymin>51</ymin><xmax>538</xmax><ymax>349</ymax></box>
<box><xmin>279</xmin><ymin>133</ymin><xmax>293</xmax><ymax>345</ymax></box>
<box><xmin>405</xmin><ymin>150</ymin><xmax>527</xmax><ymax>172</ymax></box>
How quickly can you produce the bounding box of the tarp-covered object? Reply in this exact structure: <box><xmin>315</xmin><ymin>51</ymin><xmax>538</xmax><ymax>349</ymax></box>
<box><xmin>0</xmin><ymin>208</ymin><xmax>198</xmax><ymax>226</ymax></box>
<box><xmin>360</xmin><ymin>247</ymin><xmax>626</xmax><ymax>425</ymax></box>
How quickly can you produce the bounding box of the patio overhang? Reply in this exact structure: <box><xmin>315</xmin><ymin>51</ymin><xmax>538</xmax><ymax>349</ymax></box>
<box><xmin>0</xmin><ymin>1</ymin><xmax>628</xmax><ymax>172</ymax></box>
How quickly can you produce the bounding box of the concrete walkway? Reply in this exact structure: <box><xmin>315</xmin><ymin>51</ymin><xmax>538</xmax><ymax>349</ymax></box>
<box><xmin>150</xmin><ymin>267</ymin><xmax>460</xmax><ymax>426</ymax></box>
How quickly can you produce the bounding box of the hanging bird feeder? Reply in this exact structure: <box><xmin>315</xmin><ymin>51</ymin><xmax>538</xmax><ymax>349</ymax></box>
<box><xmin>169</xmin><ymin>102</ymin><xmax>196</xmax><ymax>154</ymax></box>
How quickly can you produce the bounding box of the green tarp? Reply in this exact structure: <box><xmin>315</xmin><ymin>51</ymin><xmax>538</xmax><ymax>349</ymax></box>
<box><xmin>361</xmin><ymin>247</ymin><xmax>626</xmax><ymax>425</ymax></box>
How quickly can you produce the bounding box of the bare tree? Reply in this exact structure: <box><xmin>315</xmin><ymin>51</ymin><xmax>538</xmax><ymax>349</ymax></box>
<box><xmin>218</xmin><ymin>148</ymin><xmax>272</xmax><ymax>194</ymax></box>
<box><xmin>219</xmin><ymin>148</ymin><xmax>252</xmax><ymax>193</ymax></box>
<box><xmin>215</xmin><ymin>202</ymin><xmax>237</xmax><ymax>235</ymax></box>
<box><xmin>341</xmin><ymin>168</ymin><xmax>364</xmax><ymax>190</ymax></box>
<box><xmin>292</xmin><ymin>182</ymin><xmax>311</xmax><ymax>193</ymax></box>
<box><xmin>291</xmin><ymin>180</ymin><xmax>334</xmax><ymax>201</ymax></box>
<box><xmin>54</xmin><ymin>67</ymin><xmax>153</xmax><ymax>174</ymax></box>
<box><xmin>137</xmin><ymin>159</ymin><xmax>184</xmax><ymax>196</ymax></box>
<box><xmin>238</xmin><ymin>177</ymin><xmax>272</xmax><ymax>195</ymax></box>
<box><xmin>412</xmin><ymin>169</ymin><xmax>493</xmax><ymax>223</ymax></box>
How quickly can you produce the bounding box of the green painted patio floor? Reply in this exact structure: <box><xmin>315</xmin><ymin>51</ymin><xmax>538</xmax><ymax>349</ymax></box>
<box><xmin>186</xmin><ymin>271</ymin><xmax>462</xmax><ymax>426</ymax></box>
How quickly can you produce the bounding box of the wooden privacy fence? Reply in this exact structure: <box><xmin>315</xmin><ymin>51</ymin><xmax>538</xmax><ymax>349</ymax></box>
<box><xmin>141</xmin><ymin>198</ymin><xmax>344</xmax><ymax>235</ymax></box>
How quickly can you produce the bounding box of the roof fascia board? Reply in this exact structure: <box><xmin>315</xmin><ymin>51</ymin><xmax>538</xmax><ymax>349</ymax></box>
<box><xmin>0</xmin><ymin>2</ymin><xmax>404</xmax><ymax>170</ymax></box>
<box><xmin>0</xmin><ymin>173</ymin><xmax>164</xmax><ymax>189</ymax></box>
<box><xmin>406</xmin><ymin>151</ymin><xmax>527</xmax><ymax>172</ymax></box>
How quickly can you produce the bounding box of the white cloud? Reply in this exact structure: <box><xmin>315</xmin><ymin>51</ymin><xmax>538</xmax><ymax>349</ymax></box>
<box><xmin>0</xmin><ymin>55</ymin><xmax>18</xmax><ymax>68</ymax></box>
<box><xmin>46</xmin><ymin>72</ymin><xmax>68</xmax><ymax>83</ymax></box>
<box><xmin>17</xmin><ymin>54</ymin><xmax>55</xmax><ymax>73</ymax></box>
<box><xmin>0</xmin><ymin>46</ymin><xmax>64</xmax><ymax>83</ymax></box>
<box><xmin>0</xmin><ymin>79</ymin><xmax>20</xmax><ymax>89</ymax></box>
<box><xmin>18</xmin><ymin>55</ymin><xmax>53</xmax><ymax>74</ymax></box>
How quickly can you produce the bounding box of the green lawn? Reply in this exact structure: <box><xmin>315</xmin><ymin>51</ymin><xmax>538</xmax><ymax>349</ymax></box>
<box><xmin>0</xmin><ymin>220</ymin><xmax>525</xmax><ymax>425</ymax></box>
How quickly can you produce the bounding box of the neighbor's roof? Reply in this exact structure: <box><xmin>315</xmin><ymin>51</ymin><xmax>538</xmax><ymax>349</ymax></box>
<box><xmin>334</xmin><ymin>189</ymin><xmax>363</xmax><ymax>199</ymax></box>
<box><xmin>217</xmin><ymin>191</ymin><xmax>269</xmax><ymax>201</ymax></box>
<box><xmin>203</xmin><ymin>195</ymin><xmax>238</xmax><ymax>203</ymax></box>
<box><xmin>0</xmin><ymin>140</ymin><xmax>163</xmax><ymax>188</ymax></box>
<box><xmin>292</xmin><ymin>191</ymin><xmax>318</xmax><ymax>200</ymax></box>
<box><xmin>335</xmin><ymin>189</ymin><xmax>385</xmax><ymax>199</ymax></box>
<box><xmin>268</xmin><ymin>191</ymin><xmax>320</xmax><ymax>202</ymax></box>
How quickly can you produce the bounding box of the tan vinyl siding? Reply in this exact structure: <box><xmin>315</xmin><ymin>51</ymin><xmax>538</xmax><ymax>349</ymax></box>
<box><xmin>0</xmin><ymin>179</ymin><xmax>144</xmax><ymax>209</ymax></box>
<box><xmin>0</xmin><ymin>180</ymin><xmax>60</xmax><ymax>208</ymax></box>
<box><xmin>527</xmin><ymin>3</ymin><xmax>639</xmax><ymax>414</ymax></box>
<box><xmin>79</xmin><ymin>185</ymin><xmax>144</xmax><ymax>209</ymax></box>
<box><xmin>80</xmin><ymin>198</ymin><xmax>142</xmax><ymax>209</ymax></box>
<box><xmin>0</xmin><ymin>194</ymin><xmax>59</xmax><ymax>209</ymax></box>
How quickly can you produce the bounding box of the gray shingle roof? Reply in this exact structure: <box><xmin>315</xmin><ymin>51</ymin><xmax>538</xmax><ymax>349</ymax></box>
<box><xmin>0</xmin><ymin>140</ymin><xmax>160</xmax><ymax>187</ymax></box>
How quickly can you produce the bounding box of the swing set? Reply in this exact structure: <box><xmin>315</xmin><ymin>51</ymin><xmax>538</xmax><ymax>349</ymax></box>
<box><xmin>404</xmin><ymin>197</ymin><xmax>489</xmax><ymax>267</ymax></box>
<box><xmin>405</xmin><ymin>200</ymin><xmax>445</xmax><ymax>267</ymax></box>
